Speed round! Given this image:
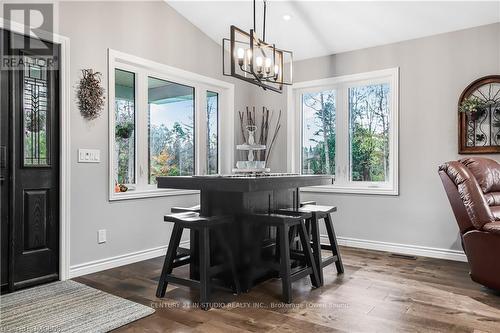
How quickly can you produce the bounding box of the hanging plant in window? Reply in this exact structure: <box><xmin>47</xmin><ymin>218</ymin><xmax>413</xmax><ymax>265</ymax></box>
<box><xmin>115</xmin><ymin>121</ymin><xmax>134</xmax><ymax>139</ymax></box>
<box><xmin>77</xmin><ymin>69</ymin><xmax>105</xmax><ymax>120</ymax></box>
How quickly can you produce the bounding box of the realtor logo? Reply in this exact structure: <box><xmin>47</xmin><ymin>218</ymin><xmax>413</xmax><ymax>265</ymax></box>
<box><xmin>1</xmin><ymin>3</ymin><xmax>58</xmax><ymax>70</ymax></box>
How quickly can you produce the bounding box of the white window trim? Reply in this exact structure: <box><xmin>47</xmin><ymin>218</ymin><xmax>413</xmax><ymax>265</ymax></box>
<box><xmin>287</xmin><ymin>67</ymin><xmax>399</xmax><ymax>196</ymax></box>
<box><xmin>108</xmin><ymin>49</ymin><xmax>234</xmax><ymax>201</ymax></box>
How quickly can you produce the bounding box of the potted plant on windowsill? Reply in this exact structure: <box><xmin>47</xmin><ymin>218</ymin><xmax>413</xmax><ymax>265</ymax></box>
<box><xmin>115</xmin><ymin>122</ymin><xmax>134</xmax><ymax>139</ymax></box>
<box><xmin>459</xmin><ymin>96</ymin><xmax>487</xmax><ymax>121</ymax></box>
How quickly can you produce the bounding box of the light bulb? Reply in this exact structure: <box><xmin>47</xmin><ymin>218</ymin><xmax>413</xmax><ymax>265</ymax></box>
<box><xmin>246</xmin><ymin>49</ymin><xmax>252</xmax><ymax>61</ymax></box>
<box><xmin>265</xmin><ymin>58</ymin><xmax>272</xmax><ymax>68</ymax></box>
<box><xmin>256</xmin><ymin>56</ymin><xmax>263</xmax><ymax>67</ymax></box>
<box><xmin>274</xmin><ymin>64</ymin><xmax>280</xmax><ymax>81</ymax></box>
<box><xmin>237</xmin><ymin>48</ymin><xmax>245</xmax><ymax>59</ymax></box>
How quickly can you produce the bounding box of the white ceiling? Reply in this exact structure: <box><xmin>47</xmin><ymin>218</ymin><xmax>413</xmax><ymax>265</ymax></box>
<box><xmin>167</xmin><ymin>0</ymin><xmax>500</xmax><ymax>61</ymax></box>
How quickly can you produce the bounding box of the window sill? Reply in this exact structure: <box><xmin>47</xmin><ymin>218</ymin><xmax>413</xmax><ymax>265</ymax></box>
<box><xmin>301</xmin><ymin>185</ymin><xmax>398</xmax><ymax>196</ymax></box>
<box><xmin>109</xmin><ymin>188</ymin><xmax>199</xmax><ymax>201</ymax></box>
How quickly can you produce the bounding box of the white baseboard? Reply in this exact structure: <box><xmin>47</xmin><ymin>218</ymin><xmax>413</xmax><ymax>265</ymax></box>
<box><xmin>322</xmin><ymin>235</ymin><xmax>467</xmax><ymax>262</ymax></box>
<box><xmin>69</xmin><ymin>235</ymin><xmax>467</xmax><ymax>279</ymax></box>
<box><xmin>69</xmin><ymin>240</ymin><xmax>190</xmax><ymax>279</ymax></box>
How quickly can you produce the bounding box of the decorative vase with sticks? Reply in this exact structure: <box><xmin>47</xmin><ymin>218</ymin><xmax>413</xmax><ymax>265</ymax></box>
<box><xmin>235</xmin><ymin>106</ymin><xmax>281</xmax><ymax>172</ymax></box>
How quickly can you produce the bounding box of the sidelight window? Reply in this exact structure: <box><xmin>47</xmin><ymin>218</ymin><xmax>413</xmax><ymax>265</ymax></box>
<box><xmin>206</xmin><ymin>91</ymin><xmax>218</xmax><ymax>175</ymax></box>
<box><xmin>114</xmin><ymin>69</ymin><xmax>136</xmax><ymax>184</ymax></box>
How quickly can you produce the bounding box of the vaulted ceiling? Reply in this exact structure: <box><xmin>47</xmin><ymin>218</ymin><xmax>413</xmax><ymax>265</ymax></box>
<box><xmin>167</xmin><ymin>1</ymin><xmax>500</xmax><ymax>61</ymax></box>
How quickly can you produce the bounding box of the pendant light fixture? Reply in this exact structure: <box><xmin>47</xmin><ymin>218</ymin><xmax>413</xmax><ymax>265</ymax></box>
<box><xmin>222</xmin><ymin>0</ymin><xmax>293</xmax><ymax>93</ymax></box>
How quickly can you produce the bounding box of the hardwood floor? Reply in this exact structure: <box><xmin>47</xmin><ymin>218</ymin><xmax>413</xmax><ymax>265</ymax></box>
<box><xmin>73</xmin><ymin>247</ymin><xmax>500</xmax><ymax>332</ymax></box>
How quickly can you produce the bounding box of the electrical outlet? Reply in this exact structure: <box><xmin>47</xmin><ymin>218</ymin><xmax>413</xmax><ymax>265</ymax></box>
<box><xmin>78</xmin><ymin>149</ymin><xmax>100</xmax><ymax>163</ymax></box>
<box><xmin>98</xmin><ymin>229</ymin><xmax>106</xmax><ymax>244</ymax></box>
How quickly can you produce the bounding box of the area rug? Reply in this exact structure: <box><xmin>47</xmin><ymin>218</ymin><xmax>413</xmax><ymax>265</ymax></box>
<box><xmin>0</xmin><ymin>280</ymin><xmax>155</xmax><ymax>332</ymax></box>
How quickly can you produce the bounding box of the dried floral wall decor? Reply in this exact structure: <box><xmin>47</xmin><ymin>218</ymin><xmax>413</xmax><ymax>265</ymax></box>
<box><xmin>77</xmin><ymin>69</ymin><xmax>105</xmax><ymax>120</ymax></box>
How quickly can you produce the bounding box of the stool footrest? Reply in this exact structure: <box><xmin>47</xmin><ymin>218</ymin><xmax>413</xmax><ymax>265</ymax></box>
<box><xmin>166</xmin><ymin>275</ymin><xmax>201</xmax><ymax>289</ymax></box>
<box><xmin>321</xmin><ymin>255</ymin><xmax>339</xmax><ymax>267</ymax></box>
<box><xmin>172</xmin><ymin>256</ymin><xmax>190</xmax><ymax>268</ymax></box>
<box><xmin>290</xmin><ymin>267</ymin><xmax>313</xmax><ymax>282</ymax></box>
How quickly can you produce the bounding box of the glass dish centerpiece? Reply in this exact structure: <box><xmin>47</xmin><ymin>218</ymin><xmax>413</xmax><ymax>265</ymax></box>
<box><xmin>233</xmin><ymin>125</ymin><xmax>270</xmax><ymax>173</ymax></box>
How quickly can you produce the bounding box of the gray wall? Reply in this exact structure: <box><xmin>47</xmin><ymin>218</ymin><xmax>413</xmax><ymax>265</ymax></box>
<box><xmin>58</xmin><ymin>1</ymin><xmax>256</xmax><ymax>268</ymax></box>
<box><xmin>58</xmin><ymin>0</ymin><xmax>499</xmax><ymax>268</ymax></box>
<box><xmin>258</xmin><ymin>23</ymin><xmax>500</xmax><ymax>252</ymax></box>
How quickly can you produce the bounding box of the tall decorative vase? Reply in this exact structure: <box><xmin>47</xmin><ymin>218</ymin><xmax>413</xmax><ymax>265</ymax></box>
<box><xmin>247</xmin><ymin>125</ymin><xmax>256</xmax><ymax>145</ymax></box>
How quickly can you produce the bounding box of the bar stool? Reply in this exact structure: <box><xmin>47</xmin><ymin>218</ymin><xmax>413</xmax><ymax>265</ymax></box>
<box><xmin>156</xmin><ymin>212</ymin><xmax>240</xmax><ymax>310</ymax></box>
<box><xmin>169</xmin><ymin>205</ymin><xmax>201</xmax><ymax>266</ymax></box>
<box><xmin>277</xmin><ymin>205</ymin><xmax>343</xmax><ymax>286</ymax></box>
<box><xmin>245</xmin><ymin>213</ymin><xmax>320</xmax><ymax>303</ymax></box>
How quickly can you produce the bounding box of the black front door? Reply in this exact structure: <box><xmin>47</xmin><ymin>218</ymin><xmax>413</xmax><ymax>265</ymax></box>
<box><xmin>0</xmin><ymin>29</ymin><xmax>60</xmax><ymax>292</ymax></box>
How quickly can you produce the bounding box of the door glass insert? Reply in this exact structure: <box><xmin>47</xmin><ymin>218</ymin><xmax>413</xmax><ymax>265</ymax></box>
<box><xmin>23</xmin><ymin>55</ymin><xmax>49</xmax><ymax>166</ymax></box>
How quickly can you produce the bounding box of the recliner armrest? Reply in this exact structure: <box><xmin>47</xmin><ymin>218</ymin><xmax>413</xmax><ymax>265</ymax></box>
<box><xmin>483</xmin><ymin>221</ymin><xmax>500</xmax><ymax>234</ymax></box>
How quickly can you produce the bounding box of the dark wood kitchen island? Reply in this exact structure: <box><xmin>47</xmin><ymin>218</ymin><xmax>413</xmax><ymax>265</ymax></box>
<box><xmin>156</xmin><ymin>174</ymin><xmax>333</xmax><ymax>290</ymax></box>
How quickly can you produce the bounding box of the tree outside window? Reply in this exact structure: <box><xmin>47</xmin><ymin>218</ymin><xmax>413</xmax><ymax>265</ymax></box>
<box><xmin>349</xmin><ymin>83</ymin><xmax>390</xmax><ymax>182</ymax></box>
<box><xmin>302</xmin><ymin>90</ymin><xmax>336</xmax><ymax>175</ymax></box>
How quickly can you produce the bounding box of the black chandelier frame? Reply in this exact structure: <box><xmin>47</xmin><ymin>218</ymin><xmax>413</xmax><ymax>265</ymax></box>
<box><xmin>222</xmin><ymin>0</ymin><xmax>293</xmax><ymax>93</ymax></box>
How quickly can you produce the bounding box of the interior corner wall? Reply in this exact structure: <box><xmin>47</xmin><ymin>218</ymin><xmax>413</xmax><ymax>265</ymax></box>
<box><xmin>58</xmin><ymin>1</ymin><xmax>254</xmax><ymax>272</ymax></box>
<box><xmin>259</xmin><ymin>23</ymin><xmax>500</xmax><ymax>255</ymax></box>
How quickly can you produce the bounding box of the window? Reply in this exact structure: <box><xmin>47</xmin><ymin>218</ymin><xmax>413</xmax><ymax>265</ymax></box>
<box><xmin>302</xmin><ymin>90</ymin><xmax>336</xmax><ymax>175</ymax></box>
<box><xmin>148</xmin><ymin>77</ymin><xmax>195</xmax><ymax>182</ymax></box>
<box><xmin>291</xmin><ymin>68</ymin><xmax>398</xmax><ymax>195</ymax></box>
<box><xmin>349</xmin><ymin>83</ymin><xmax>390</xmax><ymax>182</ymax></box>
<box><xmin>206</xmin><ymin>91</ymin><xmax>218</xmax><ymax>174</ymax></box>
<box><xmin>114</xmin><ymin>69</ymin><xmax>135</xmax><ymax>184</ymax></box>
<box><xmin>108</xmin><ymin>50</ymin><xmax>234</xmax><ymax>200</ymax></box>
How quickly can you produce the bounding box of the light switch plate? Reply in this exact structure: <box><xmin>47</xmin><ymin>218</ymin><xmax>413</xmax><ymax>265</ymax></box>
<box><xmin>98</xmin><ymin>229</ymin><xmax>106</xmax><ymax>244</ymax></box>
<box><xmin>78</xmin><ymin>149</ymin><xmax>100</xmax><ymax>163</ymax></box>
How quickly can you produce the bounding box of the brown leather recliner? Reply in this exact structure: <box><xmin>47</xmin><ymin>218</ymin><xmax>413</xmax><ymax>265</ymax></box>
<box><xmin>439</xmin><ymin>157</ymin><xmax>500</xmax><ymax>291</ymax></box>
